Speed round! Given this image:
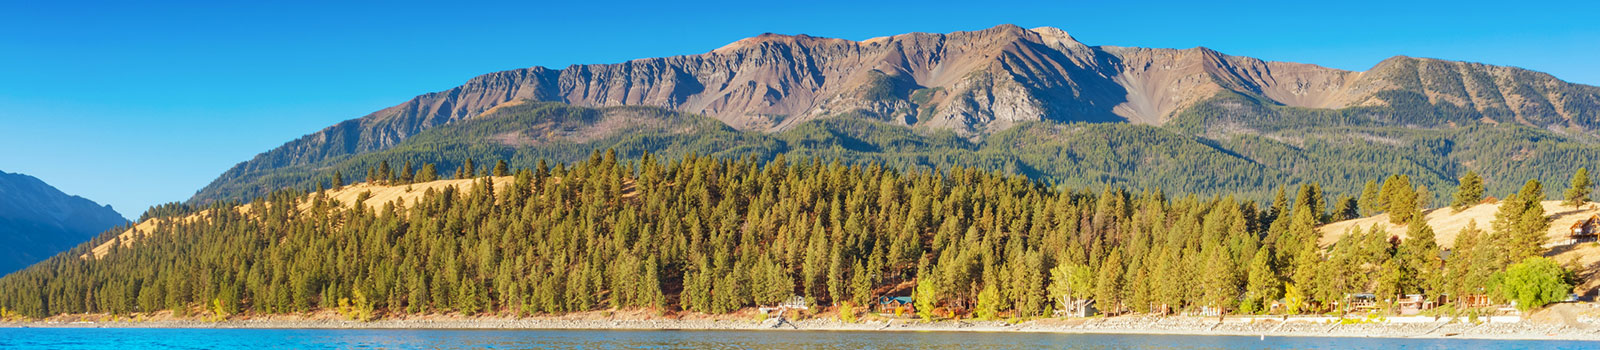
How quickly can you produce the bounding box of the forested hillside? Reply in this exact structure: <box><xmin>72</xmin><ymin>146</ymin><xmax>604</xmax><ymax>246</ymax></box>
<box><xmin>0</xmin><ymin>152</ymin><xmax>1574</xmax><ymax>319</ymax></box>
<box><xmin>199</xmin><ymin>102</ymin><xmax>1600</xmax><ymax>213</ymax></box>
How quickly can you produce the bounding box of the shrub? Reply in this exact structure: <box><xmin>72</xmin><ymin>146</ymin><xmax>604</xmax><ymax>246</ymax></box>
<box><xmin>1492</xmin><ymin>257</ymin><xmax>1573</xmax><ymax>311</ymax></box>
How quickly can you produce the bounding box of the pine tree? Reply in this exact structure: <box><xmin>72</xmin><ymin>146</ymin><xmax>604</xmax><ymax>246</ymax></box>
<box><xmin>415</xmin><ymin>164</ymin><xmax>438</xmax><ymax>182</ymax></box>
<box><xmin>493</xmin><ymin>160</ymin><xmax>509</xmax><ymax>177</ymax></box>
<box><xmin>1448</xmin><ymin>220</ymin><xmax>1492</xmax><ymax>299</ymax></box>
<box><xmin>1333</xmin><ymin>195</ymin><xmax>1358</xmax><ymax>221</ymax></box>
<box><xmin>332</xmin><ymin>171</ymin><xmax>344</xmax><ymax>188</ymax></box>
<box><xmin>377</xmin><ymin>161</ymin><xmax>392</xmax><ymax>184</ymax></box>
<box><xmin>1400</xmin><ymin>218</ymin><xmax>1442</xmax><ymax>297</ymax></box>
<box><xmin>1294</xmin><ymin>183</ymin><xmax>1327</xmax><ymax>223</ymax></box>
<box><xmin>850</xmin><ymin>260</ymin><xmax>872</xmax><ymax>306</ymax></box>
<box><xmin>1382</xmin><ymin>175</ymin><xmax>1416</xmax><ymax>224</ymax></box>
<box><xmin>1493</xmin><ymin>180</ymin><xmax>1549</xmax><ymax>264</ymax></box>
<box><xmin>457</xmin><ymin>159</ymin><xmax>476</xmax><ymax>179</ymax></box>
<box><xmin>1565</xmin><ymin>167</ymin><xmax>1591</xmax><ymax>209</ymax></box>
<box><xmin>1199</xmin><ymin>244</ymin><xmax>1237</xmax><ymax>318</ymax></box>
<box><xmin>1414</xmin><ymin>185</ymin><xmax>1431</xmax><ymax>211</ymax></box>
<box><xmin>1094</xmin><ymin>249</ymin><xmax>1124</xmax><ymax>315</ymax></box>
<box><xmin>1451</xmin><ymin>171</ymin><xmax>1485</xmax><ymax>212</ymax></box>
<box><xmin>913</xmin><ymin>264</ymin><xmax>939</xmax><ymax>321</ymax></box>
<box><xmin>1242</xmin><ymin>249</ymin><xmax>1280</xmax><ymax>314</ymax></box>
<box><xmin>1359</xmin><ymin>180</ymin><xmax>1382</xmax><ymax>217</ymax></box>
<box><xmin>400</xmin><ymin>160</ymin><xmax>414</xmax><ymax>184</ymax></box>
<box><xmin>1289</xmin><ymin>230</ymin><xmax>1322</xmax><ymax>312</ymax></box>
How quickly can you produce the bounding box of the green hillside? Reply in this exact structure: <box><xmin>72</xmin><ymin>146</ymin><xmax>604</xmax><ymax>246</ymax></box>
<box><xmin>196</xmin><ymin>101</ymin><xmax>1600</xmax><ymax>209</ymax></box>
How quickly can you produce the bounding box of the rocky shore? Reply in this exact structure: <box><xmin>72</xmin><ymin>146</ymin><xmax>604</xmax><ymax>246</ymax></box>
<box><xmin>6</xmin><ymin>310</ymin><xmax>1599</xmax><ymax>341</ymax></box>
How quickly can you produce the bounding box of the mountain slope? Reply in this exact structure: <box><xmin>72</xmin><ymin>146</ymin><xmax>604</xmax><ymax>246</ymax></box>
<box><xmin>196</xmin><ymin>102</ymin><xmax>1600</xmax><ymax>213</ymax></box>
<box><xmin>193</xmin><ymin>24</ymin><xmax>1600</xmax><ymax>204</ymax></box>
<box><xmin>0</xmin><ymin>170</ymin><xmax>129</xmax><ymax>276</ymax></box>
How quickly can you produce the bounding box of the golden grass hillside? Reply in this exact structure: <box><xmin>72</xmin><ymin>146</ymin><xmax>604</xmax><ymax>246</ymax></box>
<box><xmin>83</xmin><ymin>176</ymin><xmax>514</xmax><ymax>260</ymax></box>
<box><xmin>1320</xmin><ymin>200</ymin><xmax>1600</xmax><ymax>297</ymax></box>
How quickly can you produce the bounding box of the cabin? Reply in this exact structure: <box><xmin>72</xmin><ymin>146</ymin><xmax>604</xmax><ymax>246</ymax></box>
<box><xmin>876</xmin><ymin>296</ymin><xmax>915</xmax><ymax>315</ymax></box>
<box><xmin>1346</xmin><ymin>293</ymin><xmax>1379</xmax><ymax>310</ymax></box>
<box><xmin>1054</xmin><ymin>299</ymin><xmax>1098</xmax><ymax>318</ymax></box>
<box><xmin>1396</xmin><ymin>294</ymin><xmax>1437</xmax><ymax>315</ymax></box>
<box><xmin>1572</xmin><ymin>215</ymin><xmax>1599</xmax><ymax>239</ymax></box>
<box><xmin>1457</xmin><ymin>294</ymin><xmax>1492</xmax><ymax>308</ymax></box>
<box><xmin>759</xmin><ymin>295</ymin><xmax>810</xmax><ymax>315</ymax></box>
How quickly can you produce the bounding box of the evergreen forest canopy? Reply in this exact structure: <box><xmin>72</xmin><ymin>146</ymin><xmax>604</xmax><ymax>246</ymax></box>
<box><xmin>0</xmin><ymin>151</ymin><xmax>1576</xmax><ymax>320</ymax></box>
<box><xmin>196</xmin><ymin>102</ymin><xmax>1600</xmax><ymax>214</ymax></box>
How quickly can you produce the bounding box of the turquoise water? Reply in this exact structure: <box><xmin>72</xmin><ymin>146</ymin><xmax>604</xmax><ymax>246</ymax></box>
<box><xmin>0</xmin><ymin>328</ymin><xmax>1593</xmax><ymax>349</ymax></box>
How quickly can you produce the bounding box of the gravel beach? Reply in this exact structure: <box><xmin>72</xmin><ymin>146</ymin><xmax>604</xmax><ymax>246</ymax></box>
<box><xmin>6</xmin><ymin>308</ymin><xmax>1599</xmax><ymax>341</ymax></box>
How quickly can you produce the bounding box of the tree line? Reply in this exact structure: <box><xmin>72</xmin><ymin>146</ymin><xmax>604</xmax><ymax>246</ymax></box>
<box><xmin>0</xmin><ymin>151</ymin><xmax>1581</xmax><ymax>320</ymax></box>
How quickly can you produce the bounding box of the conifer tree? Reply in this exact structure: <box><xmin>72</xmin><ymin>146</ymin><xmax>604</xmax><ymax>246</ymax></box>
<box><xmin>913</xmin><ymin>264</ymin><xmax>939</xmax><ymax>321</ymax></box>
<box><xmin>1293</xmin><ymin>183</ymin><xmax>1327</xmax><ymax>223</ymax></box>
<box><xmin>400</xmin><ymin>160</ymin><xmax>414</xmax><ymax>184</ymax></box>
<box><xmin>416</xmin><ymin>164</ymin><xmax>438</xmax><ymax>182</ymax></box>
<box><xmin>457</xmin><ymin>159</ymin><xmax>475</xmax><ymax>179</ymax></box>
<box><xmin>1414</xmin><ymin>185</ymin><xmax>1431</xmax><ymax>211</ymax></box>
<box><xmin>493</xmin><ymin>160</ymin><xmax>509</xmax><ymax>177</ymax></box>
<box><xmin>332</xmin><ymin>171</ymin><xmax>344</xmax><ymax>188</ymax></box>
<box><xmin>1400</xmin><ymin>218</ymin><xmax>1442</xmax><ymax>297</ymax></box>
<box><xmin>1564</xmin><ymin>167</ymin><xmax>1591</xmax><ymax>209</ymax></box>
<box><xmin>1094</xmin><ymin>249</ymin><xmax>1124</xmax><ymax>315</ymax></box>
<box><xmin>1359</xmin><ymin>180</ymin><xmax>1382</xmax><ymax>217</ymax></box>
<box><xmin>1199</xmin><ymin>244</ymin><xmax>1237</xmax><ymax>318</ymax></box>
<box><xmin>1451</xmin><ymin>171</ymin><xmax>1485</xmax><ymax>212</ymax></box>
<box><xmin>1493</xmin><ymin>180</ymin><xmax>1549</xmax><ymax>264</ymax></box>
<box><xmin>1448</xmin><ymin>220</ymin><xmax>1494</xmax><ymax>299</ymax></box>
<box><xmin>377</xmin><ymin>161</ymin><xmax>392</xmax><ymax>184</ymax></box>
<box><xmin>1333</xmin><ymin>195</ymin><xmax>1358</xmax><ymax>221</ymax></box>
<box><xmin>1269</xmin><ymin>186</ymin><xmax>1290</xmax><ymax>222</ymax></box>
<box><xmin>1381</xmin><ymin>175</ymin><xmax>1416</xmax><ymax>224</ymax></box>
<box><xmin>1242</xmin><ymin>249</ymin><xmax>1279</xmax><ymax>314</ymax></box>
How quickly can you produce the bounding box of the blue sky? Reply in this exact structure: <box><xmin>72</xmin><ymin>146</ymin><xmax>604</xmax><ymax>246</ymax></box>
<box><xmin>2</xmin><ymin>0</ymin><xmax>1597</xmax><ymax>219</ymax></box>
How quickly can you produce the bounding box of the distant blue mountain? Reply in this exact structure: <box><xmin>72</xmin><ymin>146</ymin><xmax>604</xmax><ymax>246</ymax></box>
<box><xmin>0</xmin><ymin>170</ymin><xmax>128</xmax><ymax>276</ymax></box>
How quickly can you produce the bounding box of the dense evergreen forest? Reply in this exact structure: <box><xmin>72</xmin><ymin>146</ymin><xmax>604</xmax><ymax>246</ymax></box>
<box><xmin>0</xmin><ymin>151</ymin><xmax>1577</xmax><ymax>320</ymax></box>
<box><xmin>195</xmin><ymin>102</ymin><xmax>1600</xmax><ymax>212</ymax></box>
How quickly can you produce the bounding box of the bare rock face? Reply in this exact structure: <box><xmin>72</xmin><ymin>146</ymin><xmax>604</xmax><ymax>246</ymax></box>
<box><xmin>196</xmin><ymin>24</ymin><xmax>1600</xmax><ymax>201</ymax></box>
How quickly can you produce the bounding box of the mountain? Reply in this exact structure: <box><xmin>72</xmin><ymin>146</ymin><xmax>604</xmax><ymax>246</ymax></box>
<box><xmin>193</xmin><ymin>24</ymin><xmax>1600</xmax><ymax>204</ymax></box>
<box><xmin>0</xmin><ymin>170</ymin><xmax>129</xmax><ymax>276</ymax></box>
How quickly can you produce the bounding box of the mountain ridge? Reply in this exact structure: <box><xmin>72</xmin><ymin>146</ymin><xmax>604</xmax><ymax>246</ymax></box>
<box><xmin>192</xmin><ymin>24</ymin><xmax>1600</xmax><ymax>204</ymax></box>
<box><xmin>0</xmin><ymin>170</ymin><xmax>129</xmax><ymax>276</ymax></box>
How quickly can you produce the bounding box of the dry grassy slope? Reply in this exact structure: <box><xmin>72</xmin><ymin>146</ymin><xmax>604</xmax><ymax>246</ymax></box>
<box><xmin>84</xmin><ymin>176</ymin><xmax>515</xmax><ymax>260</ymax></box>
<box><xmin>1319</xmin><ymin>200</ymin><xmax>1600</xmax><ymax>296</ymax></box>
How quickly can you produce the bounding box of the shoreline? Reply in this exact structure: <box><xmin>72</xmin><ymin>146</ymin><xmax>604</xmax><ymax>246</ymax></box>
<box><xmin>5</xmin><ymin>314</ymin><xmax>1598</xmax><ymax>341</ymax></box>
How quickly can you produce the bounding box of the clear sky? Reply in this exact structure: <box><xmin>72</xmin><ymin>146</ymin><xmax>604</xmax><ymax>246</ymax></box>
<box><xmin>2</xmin><ymin>0</ymin><xmax>1597</xmax><ymax>219</ymax></box>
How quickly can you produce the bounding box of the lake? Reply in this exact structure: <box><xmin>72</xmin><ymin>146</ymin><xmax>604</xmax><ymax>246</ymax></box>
<box><xmin>0</xmin><ymin>328</ymin><xmax>1593</xmax><ymax>349</ymax></box>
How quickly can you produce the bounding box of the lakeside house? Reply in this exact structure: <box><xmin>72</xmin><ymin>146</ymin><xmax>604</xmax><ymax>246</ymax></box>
<box><xmin>876</xmin><ymin>296</ymin><xmax>915</xmax><ymax>315</ymax></box>
<box><xmin>759</xmin><ymin>296</ymin><xmax>810</xmax><ymax>316</ymax></box>
<box><xmin>1565</xmin><ymin>214</ymin><xmax>1600</xmax><ymax>245</ymax></box>
<box><xmin>1458</xmin><ymin>294</ymin><xmax>1493</xmax><ymax>308</ymax></box>
<box><xmin>1347</xmin><ymin>293</ymin><xmax>1379</xmax><ymax>311</ymax></box>
<box><xmin>1396</xmin><ymin>294</ymin><xmax>1437</xmax><ymax>315</ymax></box>
<box><xmin>1054</xmin><ymin>299</ymin><xmax>1098</xmax><ymax>317</ymax></box>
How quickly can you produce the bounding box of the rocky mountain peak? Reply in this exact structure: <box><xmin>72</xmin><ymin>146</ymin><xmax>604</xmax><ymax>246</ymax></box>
<box><xmin>192</xmin><ymin>25</ymin><xmax>1600</xmax><ymax>203</ymax></box>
